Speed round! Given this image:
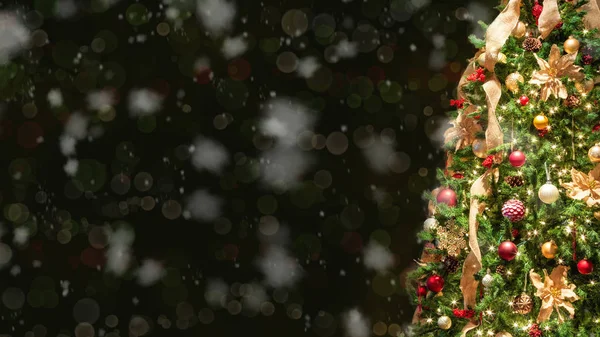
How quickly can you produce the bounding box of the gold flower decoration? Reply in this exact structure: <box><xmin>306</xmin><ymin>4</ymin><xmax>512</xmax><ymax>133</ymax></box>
<box><xmin>443</xmin><ymin>111</ymin><xmax>482</xmax><ymax>152</ymax></box>
<box><xmin>529</xmin><ymin>44</ymin><xmax>584</xmax><ymax>101</ymax></box>
<box><xmin>436</xmin><ymin>219</ymin><xmax>467</xmax><ymax>257</ymax></box>
<box><xmin>529</xmin><ymin>266</ymin><xmax>579</xmax><ymax>323</ymax></box>
<box><xmin>561</xmin><ymin>164</ymin><xmax>600</xmax><ymax>207</ymax></box>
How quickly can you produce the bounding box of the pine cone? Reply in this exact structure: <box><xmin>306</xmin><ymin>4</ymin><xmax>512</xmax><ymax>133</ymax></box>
<box><xmin>523</xmin><ymin>37</ymin><xmax>542</xmax><ymax>52</ymax></box>
<box><xmin>443</xmin><ymin>256</ymin><xmax>460</xmax><ymax>273</ymax></box>
<box><xmin>504</xmin><ymin>176</ymin><xmax>524</xmax><ymax>187</ymax></box>
<box><xmin>495</xmin><ymin>265</ymin><xmax>506</xmax><ymax>275</ymax></box>
<box><xmin>564</xmin><ymin>94</ymin><xmax>581</xmax><ymax>108</ymax></box>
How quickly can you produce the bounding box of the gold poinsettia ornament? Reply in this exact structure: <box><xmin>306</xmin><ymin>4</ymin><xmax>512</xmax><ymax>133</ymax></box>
<box><xmin>561</xmin><ymin>164</ymin><xmax>600</xmax><ymax>207</ymax></box>
<box><xmin>529</xmin><ymin>266</ymin><xmax>579</xmax><ymax>323</ymax></box>
<box><xmin>529</xmin><ymin>44</ymin><xmax>584</xmax><ymax>101</ymax></box>
<box><xmin>443</xmin><ymin>110</ymin><xmax>482</xmax><ymax>152</ymax></box>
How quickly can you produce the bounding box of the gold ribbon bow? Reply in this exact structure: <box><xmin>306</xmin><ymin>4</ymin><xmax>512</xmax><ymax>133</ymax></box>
<box><xmin>530</xmin><ymin>266</ymin><xmax>579</xmax><ymax>323</ymax></box>
<box><xmin>582</xmin><ymin>0</ymin><xmax>600</xmax><ymax>34</ymax></box>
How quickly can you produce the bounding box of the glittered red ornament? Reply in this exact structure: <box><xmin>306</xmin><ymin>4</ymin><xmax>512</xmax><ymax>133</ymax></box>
<box><xmin>519</xmin><ymin>95</ymin><xmax>529</xmax><ymax>106</ymax></box>
<box><xmin>578</xmin><ymin>259</ymin><xmax>593</xmax><ymax>275</ymax></box>
<box><xmin>532</xmin><ymin>2</ymin><xmax>543</xmax><ymax>19</ymax></box>
<box><xmin>417</xmin><ymin>285</ymin><xmax>428</xmax><ymax>296</ymax></box>
<box><xmin>498</xmin><ymin>241</ymin><xmax>518</xmax><ymax>261</ymax></box>
<box><xmin>509</xmin><ymin>150</ymin><xmax>526</xmax><ymax>167</ymax></box>
<box><xmin>426</xmin><ymin>274</ymin><xmax>444</xmax><ymax>293</ymax></box>
<box><xmin>436</xmin><ymin>188</ymin><xmax>457</xmax><ymax>207</ymax></box>
<box><xmin>528</xmin><ymin>323</ymin><xmax>542</xmax><ymax>337</ymax></box>
<box><xmin>502</xmin><ymin>199</ymin><xmax>526</xmax><ymax>222</ymax></box>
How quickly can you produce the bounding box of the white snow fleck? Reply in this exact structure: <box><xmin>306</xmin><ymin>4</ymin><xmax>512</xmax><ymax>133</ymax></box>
<box><xmin>63</xmin><ymin>159</ymin><xmax>79</xmax><ymax>177</ymax></box>
<box><xmin>260</xmin><ymin>99</ymin><xmax>315</xmax><ymax>145</ymax></box>
<box><xmin>106</xmin><ymin>228</ymin><xmax>134</xmax><ymax>276</ymax></box>
<box><xmin>0</xmin><ymin>13</ymin><xmax>29</xmax><ymax>64</ymax></box>
<box><xmin>12</xmin><ymin>227</ymin><xmax>29</xmax><ymax>246</ymax></box>
<box><xmin>64</xmin><ymin>113</ymin><xmax>89</xmax><ymax>140</ymax></box>
<box><xmin>256</xmin><ymin>245</ymin><xmax>302</xmax><ymax>288</ymax></box>
<box><xmin>128</xmin><ymin>88</ymin><xmax>163</xmax><ymax>117</ymax></box>
<box><xmin>363</xmin><ymin>241</ymin><xmax>394</xmax><ymax>273</ymax></box>
<box><xmin>87</xmin><ymin>90</ymin><xmax>115</xmax><ymax>111</ymax></box>
<box><xmin>261</xmin><ymin>146</ymin><xmax>312</xmax><ymax>190</ymax></box>
<box><xmin>297</xmin><ymin>56</ymin><xmax>320</xmax><ymax>79</ymax></box>
<box><xmin>342</xmin><ymin>308</ymin><xmax>370</xmax><ymax>337</ymax></box>
<box><xmin>222</xmin><ymin>35</ymin><xmax>247</xmax><ymax>59</ymax></box>
<box><xmin>59</xmin><ymin>135</ymin><xmax>77</xmax><ymax>156</ymax></box>
<box><xmin>334</xmin><ymin>40</ymin><xmax>358</xmax><ymax>59</ymax></box>
<box><xmin>205</xmin><ymin>279</ymin><xmax>228</xmax><ymax>307</ymax></box>
<box><xmin>55</xmin><ymin>0</ymin><xmax>78</xmax><ymax>19</ymax></box>
<box><xmin>362</xmin><ymin>139</ymin><xmax>395</xmax><ymax>174</ymax></box>
<box><xmin>196</xmin><ymin>0</ymin><xmax>236</xmax><ymax>36</ymax></box>
<box><xmin>185</xmin><ymin>190</ymin><xmax>222</xmax><ymax>222</ymax></box>
<box><xmin>47</xmin><ymin>89</ymin><xmax>63</xmax><ymax>107</ymax></box>
<box><xmin>190</xmin><ymin>136</ymin><xmax>229</xmax><ymax>174</ymax></box>
<box><xmin>136</xmin><ymin>259</ymin><xmax>165</xmax><ymax>286</ymax></box>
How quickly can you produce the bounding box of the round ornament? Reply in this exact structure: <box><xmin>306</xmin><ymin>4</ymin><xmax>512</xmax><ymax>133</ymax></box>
<box><xmin>512</xmin><ymin>21</ymin><xmax>526</xmax><ymax>38</ymax></box>
<box><xmin>472</xmin><ymin>138</ymin><xmax>488</xmax><ymax>158</ymax></box>
<box><xmin>588</xmin><ymin>144</ymin><xmax>600</xmax><ymax>163</ymax></box>
<box><xmin>519</xmin><ymin>95</ymin><xmax>529</xmax><ymax>106</ymax></box>
<box><xmin>482</xmin><ymin>272</ymin><xmax>493</xmax><ymax>287</ymax></box>
<box><xmin>533</xmin><ymin>114</ymin><xmax>549</xmax><ymax>130</ymax></box>
<box><xmin>513</xmin><ymin>292</ymin><xmax>533</xmax><ymax>314</ymax></box>
<box><xmin>437</xmin><ymin>315</ymin><xmax>452</xmax><ymax>330</ymax></box>
<box><xmin>436</xmin><ymin>188</ymin><xmax>457</xmax><ymax>207</ymax></box>
<box><xmin>564</xmin><ymin>36</ymin><xmax>580</xmax><ymax>54</ymax></box>
<box><xmin>423</xmin><ymin>217</ymin><xmax>438</xmax><ymax>231</ymax></box>
<box><xmin>578</xmin><ymin>259</ymin><xmax>593</xmax><ymax>275</ymax></box>
<box><xmin>541</xmin><ymin>240</ymin><xmax>558</xmax><ymax>259</ymax></box>
<box><xmin>505</xmin><ymin>72</ymin><xmax>524</xmax><ymax>93</ymax></box>
<box><xmin>576</xmin><ymin>79</ymin><xmax>594</xmax><ymax>94</ymax></box>
<box><xmin>509</xmin><ymin>150</ymin><xmax>526</xmax><ymax>167</ymax></box>
<box><xmin>426</xmin><ymin>274</ymin><xmax>445</xmax><ymax>293</ymax></box>
<box><xmin>417</xmin><ymin>285</ymin><xmax>428</xmax><ymax>297</ymax></box>
<box><xmin>502</xmin><ymin>199</ymin><xmax>526</xmax><ymax>222</ymax></box>
<box><xmin>538</xmin><ymin>182</ymin><xmax>560</xmax><ymax>204</ymax></box>
<box><xmin>477</xmin><ymin>52</ymin><xmax>507</xmax><ymax>66</ymax></box>
<box><xmin>498</xmin><ymin>241</ymin><xmax>518</xmax><ymax>261</ymax></box>
<box><xmin>495</xmin><ymin>332</ymin><xmax>513</xmax><ymax>337</ymax></box>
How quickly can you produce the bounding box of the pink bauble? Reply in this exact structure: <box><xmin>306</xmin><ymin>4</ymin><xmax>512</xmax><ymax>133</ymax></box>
<box><xmin>509</xmin><ymin>150</ymin><xmax>526</xmax><ymax>167</ymax></box>
<box><xmin>578</xmin><ymin>259</ymin><xmax>594</xmax><ymax>275</ymax></box>
<box><xmin>498</xmin><ymin>241</ymin><xmax>518</xmax><ymax>261</ymax></box>
<box><xmin>426</xmin><ymin>274</ymin><xmax>444</xmax><ymax>293</ymax></box>
<box><xmin>502</xmin><ymin>199</ymin><xmax>526</xmax><ymax>222</ymax></box>
<box><xmin>436</xmin><ymin>188</ymin><xmax>457</xmax><ymax>207</ymax></box>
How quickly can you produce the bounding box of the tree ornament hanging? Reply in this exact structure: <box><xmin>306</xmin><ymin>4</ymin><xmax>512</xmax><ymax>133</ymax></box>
<box><xmin>564</xmin><ymin>36</ymin><xmax>580</xmax><ymax>54</ymax></box>
<box><xmin>417</xmin><ymin>285</ymin><xmax>428</xmax><ymax>297</ymax></box>
<box><xmin>505</xmin><ymin>175</ymin><xmax>524</xmax><ymax>187</ymax></box>
<box><xmin>437</xmin><ymin>315</ymin><xmax>452</xmax><ymax>330</ymax></box>
<box><xmin>528</xmin><ymin>324</ymin><xmax>542</xmax><ymax>337</ymax></box>
<box><xmin>519</xmin><ymin>95</ymin><xmax>530</xmax><ymax>106</ymax></box>
<box><xmin>538</xmin><ymin>162</ymin><xmax>560</xmax><ymax>204</ymax></box>
<box><xmin>482</xmin><ymin>269</ymin><xmax>494</xmax><ymax>287</ymax></box>
<box><xmin>533</xmin><ymin>114</ymin><xmax>549</xmax><ymax>130</ymax></box>
<box><xmin>436</xmin><ymin>188</ymin><xmax>457</xmax><ymax>206</ymax></box>
<box><xmin>564</xmin><ymin>94</ymin><xmax>580</xmax><ymax>108</ymax></box>
<box><xmin>502</xmin><ymin>199</ymin><xmax>526</xmax><ymax>222</ymax></box>
<box><xmin>472</xmin><ymin>138</ymin><xmax>487</xmax><ymax>158</ymax></box>
<box><xmin>498</xmin><ymin>241</ymin><xmax>518</xmax><ymax>261</ymax></box>
<box><xmin>423</xmin><ymin>217</ymin><xmax>438</xmax><ymax>231</ymax></box>
<box><xmin>505</xmin><ymin>72</ymin><xmax>524</xmax><ymax>93</ymax></box>
<box><xmin>577</xmin><ymin>259</ymin><xmax>593</xmax><ymax>275</ymax></box>
<box><xmin>588</xmin><ymin>143</ymin><xmax>600</xmax><ymax>163</ymax></box>
<box><xmin>513</xmin><ymin>292</ymin><xmax>533</xmax><ymax>314</ymax></box>
<box><xmin>426</xmin><ymin>274</ymin><xmax>444</xmax><ymax>293</ymax></box>
<box><xmin>509</xmin><ymin>150</ymin><xmax>526</xmax><ymax>167</ymax></box>
<box><xmin>541</xmin><ymin>240</ymin><xmax>558</xmax><ymax>259</ymax></box>
<box><xmin>511</xmin><ymin>21</ymin><xmax>526</xmax><ymax>38</ymax></box>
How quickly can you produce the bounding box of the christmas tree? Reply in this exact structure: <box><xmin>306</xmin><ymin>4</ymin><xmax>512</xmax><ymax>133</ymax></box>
<box><xmin>408</xmin><ymin>0</ymin><xmax>600</xmax><ymax>336</ymax></box>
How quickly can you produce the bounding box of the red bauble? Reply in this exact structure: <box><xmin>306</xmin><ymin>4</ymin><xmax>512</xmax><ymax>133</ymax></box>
<box><xmin>436</xmin><ymin>188</ymin><xmax>457</xmax><ymax>207</ymax></box>
<box><xmin>426</xmin><ymin>274</ymin><xmax>444</xmax><ymax>293</ymax></box>
<box><xmin>498</xmin><ymin>241</ymin><xmax>518</xmax><ymax>261</ymax></box>
<box><xmin>502</xmin><ymin>199</ymin><xmax>526</xmax><ymax>222</ymax></box>
<box><xmin>519</xmin><ymin>95</ymin><xmax>530</xmax><ymax>106</ymax></box>
<box><xmin>417</xmin><ymin>285</ymin><xmax>428</xmax><ymax>296</ymax></box>
<box><xmin>509</xmin><ymin>150</ymin><xmax>526</xmax><ymax>167</ymax></box>
<box><xmin>577</xmin><ymin>259</ymin><xmax>593</xmax><ymax>275</ymax></box>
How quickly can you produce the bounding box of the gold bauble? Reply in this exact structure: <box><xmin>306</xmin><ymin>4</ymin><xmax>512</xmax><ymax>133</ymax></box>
<box><xmin>437</xmin><ymin>315</ymin><xmax>452</xmax><ymax>330</ymax></box>
<box><xmin>496</xmin><ymin>332</ymin><xmax>513</xmax><ymax>337</ymax></box>
<box><xmin>541</xmin><ymin>240</ymin><xmax>558</xmax><ymax>259</ymax></box>
<box><xmin>512</xmin><ymin>21</ymin><xmax>526</xmax><ymax>38</ymax></box>
<box><xmin>533</xmin><ymin>114</ymin><xmax>549</xmax><ymax>130</ymax></box>
<box><xmin>594</xmin><ymin>211</ymin><xmax>600</xmax><ymax>221</ymax></box>
<box><xmin>588</xmin><ymin>144</ymin><xmax>600</xmax><ymax>163</ymax></box>
<box><xmin>505</xmin><ymin>72</ymin><xmax>524</xmax><ymax>93</ymax></box>
<box><xmin>477</xmin><ymin>52</ymin><xmax>507</xmax><ymax>66</ymax></box>
<box><xmin>564</xmin><ymin>36</ymin><xmax>580</xmax><ymax>54</ymax></box>
<box><xmin>576</xmin><ymin>79</ymin><xmax>594</xmax><ymax>94</ymax></box>
<box><xmin>472</xmin><ymin>138</ymin><xmax>488</xmax><ymax>158</ymax></box>
<box><xmin>513</xmin><ymin>292</ymin><xmax>533</xmax><ymax>314</ymax></box>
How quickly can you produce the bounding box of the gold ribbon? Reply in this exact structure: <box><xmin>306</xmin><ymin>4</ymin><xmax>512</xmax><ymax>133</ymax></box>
<box><xmin>582</xmin><ymin>0</ymin><xmax>600</xmax><ymax>33</ymax></box>
<box><xmin>483</xmin><ymin>0</ymin><xmax>521</xmax><ymax>72</ymax></box>
<box><xmin>538</xmin><ymin>0</ymin><xmax>561</xmax><ymax>39</ymax></box>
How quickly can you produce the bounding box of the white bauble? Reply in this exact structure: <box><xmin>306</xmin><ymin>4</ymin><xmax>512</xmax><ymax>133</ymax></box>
<box><xmin>437</xmin><ymin>315</ymin><xmax>452</xmax><ymax>330</ymax></box>
<box><xmin>423</xmin><ymin>218</ymin><xmax>438</xmax><ymax>231</ymax></box>
<box><xmin>538</xmin><ymin>182</ymin><xmax>559</xmax><ymax>204</ymax></box>
<box><xmin>482</xmin><ymin>273</ymin><xmax>493</xmax><ymax>287</ymax></box>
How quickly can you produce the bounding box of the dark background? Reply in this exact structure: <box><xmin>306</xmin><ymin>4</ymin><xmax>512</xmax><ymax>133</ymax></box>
<box><xmin>0</xmin><ymin>0</ymin><xmax>496</xmax><ymax>336</ymax></box>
